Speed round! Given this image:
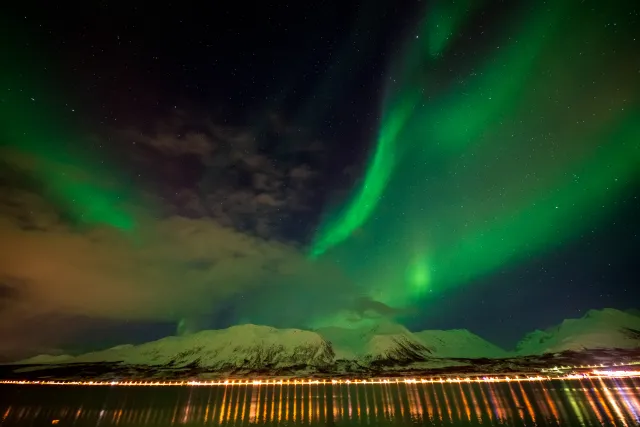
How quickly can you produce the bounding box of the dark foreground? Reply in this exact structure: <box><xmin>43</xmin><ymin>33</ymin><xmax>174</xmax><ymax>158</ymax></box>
<box><xmin>2</xmin><ymin>377</ymin><xmax>639</xmax><ymax>426</ymax></box>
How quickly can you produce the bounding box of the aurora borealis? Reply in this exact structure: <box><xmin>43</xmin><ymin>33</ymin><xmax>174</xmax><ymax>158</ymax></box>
<box><xmin>0</xmin><ymin>56</ymin><xmax>137</xmax><ymax>232</ymax></box>
<box><xmin>311</xmin><ymin>1</ymin><xmax>639</xmax><ymax>308</ymax></box>
<box><xmin>0</xmin><ymin>1</ymin><xmax>638</xmax><ymax>357</ymax></box>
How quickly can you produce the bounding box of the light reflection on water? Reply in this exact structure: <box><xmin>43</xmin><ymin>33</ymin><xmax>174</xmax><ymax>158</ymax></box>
<box><xmin>1</xmin><ymin>378</ymin><xmax>640</xmax><ymax>426</ymax></box>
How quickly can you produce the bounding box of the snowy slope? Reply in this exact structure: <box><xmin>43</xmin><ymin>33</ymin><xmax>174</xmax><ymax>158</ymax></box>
<box><xmin>316</xmin><ymin>322</ymin><xmax>433</xmax><ymax>363</ymax></box>
<box><xmin>18</xmin><ymin>354</ymin><xmax>75</xmax><ymax>364</ymax></box>
<box><xmin>20</xmin><ymin>325</ymin><xmax>334</xmax><ymax>369</ymax></box>
<box><xmin>14</xmin><ymin>309</ymin><xmax>640</xmax><ymax>372</ymax></box>
<box><xmin>414</xmin><ymin>329</ymin><xmax>510</xmax><ymax>359</ymax></box>
<box><xmin>517</xmin><ymin>308</ymin><xmax>640</xmax><ymax>355</ymax></box>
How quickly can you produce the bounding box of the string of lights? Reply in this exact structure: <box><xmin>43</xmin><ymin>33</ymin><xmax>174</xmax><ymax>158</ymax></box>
<box><xmin>1</xmin><ymin>370</ymin><xmax>638</xmax><ymax>387</ymax></box>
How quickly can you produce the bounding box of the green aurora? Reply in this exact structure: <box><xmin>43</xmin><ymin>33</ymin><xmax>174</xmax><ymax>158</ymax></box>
<box><xmin>0</xmin><ymin>2</ymin><xmax>637</xmax><ymax>327</ymax></box>
<box><xmin>0</xmin><ymin>71</ymin><xmax>137</xmax><ymax>232</ymax></box>
<box><xmin>310</xmin><ymin>1</ymin><xmax>639</xmax><ymax>308</ymax></box>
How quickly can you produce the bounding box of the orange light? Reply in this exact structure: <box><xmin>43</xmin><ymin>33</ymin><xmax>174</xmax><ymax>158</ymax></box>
<box><xmin>0</xmin><ymin>370</ymin><xmax>639</xmax><ymax>387</ymax></box>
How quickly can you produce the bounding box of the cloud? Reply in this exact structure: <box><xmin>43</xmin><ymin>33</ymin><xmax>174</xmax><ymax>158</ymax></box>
<box><xmin>0</xmin><ymin>113</ymin><xmax>372</xmax><ymax>357</ymax></box>
<box><xmin>156</xmin><ymin>131</ymin><xmax>214</xmax><ymax>157</ymax></box>
<box><xmin>0</xmin><ymin>185</ymin><xmax>365</xmax><ymax>357</ymax></box>
<box><xmin>0</xmin><ymin>211</ymin><xmax>361</xmax><ymax>319</ymax></box>
<box><xmin>116</xmin><ymin>113</ymin><xmax>327</xmax><ymax>242</ymax></box>
<box><xmin>118</xmin><ymin>110</ymin><xmax>218</xmax><ymax>157</ymax></box>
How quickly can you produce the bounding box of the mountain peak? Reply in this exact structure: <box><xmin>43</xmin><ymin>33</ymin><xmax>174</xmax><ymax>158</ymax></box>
<box><xmin>414</xmin><ymin>329</ymin><xmax>509</xmax><ymax>359</ymax></box>
<box><xmin>13</xmin><ymin>308</ymin><xmax>640</xmax><ymax>372</ymax></box>
<box><xmin>518</xmin><ymin>308</ymin><xmax>640</xmax><ymax>355</ymax></box>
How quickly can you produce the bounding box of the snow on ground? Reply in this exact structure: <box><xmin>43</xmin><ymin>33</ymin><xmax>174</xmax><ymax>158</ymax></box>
<box><xmin>517</xmin><ymin>308</ymin><xmax>640</xmax><ymax>355</ymax></box>
<box><xmin>18</xmin><ymin>325</ymin><xmax>333</xmax><ymax>368</ymax></box>
<box><xmin>12</xmin><ymin>308</ymin><xmax>640</xmax><ymax>369</ymax></box>
<box><xmin>316</xmin><ymin>321</ymin><xmax>433</xmax><ymax>362</ymax></box>
<box><xmin>414</xmin><ymin>329</ymin><xmax>510</xmax><ymax>359</ymax></box>
<box><xmin>313</xmin><ymin>327</ymin><xmax>360</xmax><ymax>360</ymax></box>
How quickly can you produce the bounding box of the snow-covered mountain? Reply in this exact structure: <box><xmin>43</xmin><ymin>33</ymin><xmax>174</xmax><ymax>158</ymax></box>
<box><xmin>414</xmin><ymin>329</ymin><xmax>510</xmax><ymax>359</ymax></box>
<box><xmin>316</xmin><ymin>322</ymin><xmax>433</xmax><ymax>363</ymax></box>
<box><xmin>13</xmin><ymin>308</ymin><xmax>640</xmax><ymax>375</ymax></box>
<box><xmin>16</xmin><ymin>322</ymin><xmax>484</xmax><ymax>371</ymax></box>
<box><xmin>314</xmin><ymin>322</ymin><xmax>507</xmax><ymax>362</ymax></box>
<box><xmin>19</xmin><ymin>325</ymin><xmax>334</xmax><ymax>370</ymax></box>
<box><xmin>517</xmin><ymin>308</ymin><xmax>640</xmax><ymax>355</ymax></box>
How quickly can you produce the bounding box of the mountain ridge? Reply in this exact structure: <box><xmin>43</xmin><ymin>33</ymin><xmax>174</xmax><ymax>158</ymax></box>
<box><xmin>516</xmin><ymin>308</ymin><xmax>640</xmax><ymax>355</ymax></box>
<box><xmin>12</xmin><ymin>308</ymin><xmax>640</xmax><ymax>376</ymax></box>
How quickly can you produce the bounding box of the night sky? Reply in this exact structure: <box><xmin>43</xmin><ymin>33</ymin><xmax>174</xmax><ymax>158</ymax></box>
<box><xmin>0</xmin><ymin>1</ymin><xmax>638</xmax><ymax>360</ymax></box>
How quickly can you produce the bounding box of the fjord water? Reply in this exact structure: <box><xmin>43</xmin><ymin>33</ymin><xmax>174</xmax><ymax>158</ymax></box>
<box><xmin>2</xmin><ymin>379</ymin><xmax>639</xmax><ymax>426</ymax></box>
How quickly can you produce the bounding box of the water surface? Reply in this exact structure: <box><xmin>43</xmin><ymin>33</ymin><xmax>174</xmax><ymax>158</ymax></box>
<box><xmin>2</xmin><ymin>378</ymin><xmax>640</xmax><ymax>426</ymax></box>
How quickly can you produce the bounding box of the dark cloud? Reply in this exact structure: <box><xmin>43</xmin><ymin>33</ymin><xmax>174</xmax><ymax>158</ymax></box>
<box><xmin>112</xmin><ymin>112</ymin><xmax>329</xmax><ymax>243</ymax></box>
<box><xmin>118</xmin><ymin>111</ymin><xmax>217</xmax><ymax>158</ymax></box>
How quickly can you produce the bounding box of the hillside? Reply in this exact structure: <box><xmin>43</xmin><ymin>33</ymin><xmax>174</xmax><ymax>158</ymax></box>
<box><xmin>414</xmin><ymin>329</ymin><xmax>510</xmax><ymax>359</ymax></box>
<box><xmin>19</xmin><ymin>325</ymin><xmax>335</xmax><ymax>370</ymax></box>
<box><xmin>11</xmin><ymin>308</ymin><xmax>640</xmax><ymax>378</ymax></box>
<box><xmin>517</xmin><ymin>308</ymin><xmax>640</xmax><ymax>355</ymax></box>
<box><xmin>315</xmin><ymin>322</ymin><xmax>433</xmax><ymax>363</ymax></box>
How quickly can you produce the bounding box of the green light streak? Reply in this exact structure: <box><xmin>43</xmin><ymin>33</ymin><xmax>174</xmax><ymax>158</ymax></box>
<box><xmin>311</xmin><ymin>1</ymin><xmax>563</xmax><ymax>258</ymax></box>
<box><xmin>428</xmin><ymin>112</ymin><xmax>639</xmax><ymax>291</ymax></box>
<box><xmin>310</xmin><ymin>91</ymin><xmax>418</xmax><ymax>257</ymax></box>
<box><xmin>310</xmin><ymin>0</ymin><xmax>638</xmax><ymax>308</ymax></box>
<box><xmin>418</xmin><ymin>2</ymin><xmax>568</xmax><ymax>152</ymax></box>
<box><xmin>0</xmin><ymin>43</ymin><xmax>137</xmax><ymax>231</ymax></box>
<box><xmin>427</xmin><ymin>0</ymin><xmax>480</xmax><ymax>57</ymax></box>
<box><xmin>405</xmin><ymin>253</ymin><xmax>431</xmax><ymax>297</ymax></box>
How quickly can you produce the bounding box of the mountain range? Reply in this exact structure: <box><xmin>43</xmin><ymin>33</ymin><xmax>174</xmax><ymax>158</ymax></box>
<box><xmin>7</xmin><ymin>308</ymin><xmax>640</xmax><ymax>379</ymax></box>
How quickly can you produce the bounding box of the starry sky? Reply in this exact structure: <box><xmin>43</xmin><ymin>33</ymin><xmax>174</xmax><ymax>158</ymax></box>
<box><xmin>0</xmin><ymin>1</ymin><xmax>638</xmax><ymax>360</ymax></box>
